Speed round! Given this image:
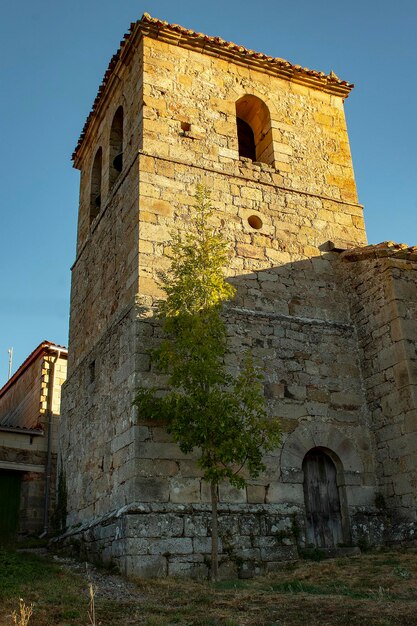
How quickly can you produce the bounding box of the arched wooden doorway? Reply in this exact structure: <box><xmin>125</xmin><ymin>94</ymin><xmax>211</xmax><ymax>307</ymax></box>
<box><xmin>303</xmin><ymin>448</ymin><xmax>345</xmax><ymax>548</ymax></box>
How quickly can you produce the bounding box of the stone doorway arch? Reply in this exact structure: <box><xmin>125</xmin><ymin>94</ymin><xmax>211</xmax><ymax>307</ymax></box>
<box><xmin>280</xmin><ymin>423</ymin><xmax>364</xmax><ymax>546</ymax></box>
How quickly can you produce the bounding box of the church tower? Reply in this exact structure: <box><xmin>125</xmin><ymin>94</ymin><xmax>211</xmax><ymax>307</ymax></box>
<box><xmin>61</xmin><ymin>14</ymin><xmax>416</xmax><ymax>577</ymax></box>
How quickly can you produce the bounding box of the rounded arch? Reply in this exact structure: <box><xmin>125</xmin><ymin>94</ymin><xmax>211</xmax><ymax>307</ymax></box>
<box><xmin>235</xmin><ymin>94</ymin><xmax>274</xmax><ymax>165</ymax></box>
<box><xmin>89</xmin><ymin>147</ymin><xmax>102</xmax><ymax>224</ymax></box>
<box><xmin>227</xmin><ymin>83</ymin><xmax>279</xmax><ymax>115</ymax></box>
<box><xmin>304</xmin><ymin>445</ymin><xmax>344</xmax><ymax>473</ymax></box>
<box><xmin>109</xmin><ymin>105</ymin><xmax>124</xmax><ymax>187</ymax></box>
<box><xmin>303</xmin><ymin>445</ymin><xmax>346</xmax><ymax>490</ymax></box>
<box><xmin>280</xmin><ymin>422</ymin><xmax>364</xmax><ymax>484</ymax></box>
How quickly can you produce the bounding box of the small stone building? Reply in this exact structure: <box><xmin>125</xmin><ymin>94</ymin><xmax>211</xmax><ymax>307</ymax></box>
<box><xmin>0</xmin><ymin>341</ymin><xmax>67</xmax><ymax>539</ymax></box>
<box><xmin>60</xmin><ymin>14</ymin><xmax>417</xmax><ymax>577</ymax></box>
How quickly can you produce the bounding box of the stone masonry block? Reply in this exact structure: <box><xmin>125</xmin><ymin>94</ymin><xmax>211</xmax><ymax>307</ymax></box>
<box><xmin>247</xmin><ymin>484</ymin><xmax>266</xmax><ymax>504</ymax></box>
<box><xmin>147</xmin><ymin>538</ymin><xmax>193</xmax><ymax>555</ymax></box>
<box><xmin>167</xmin><ymin>558</ymin><xmax>208</xmax><ymax>578</ymax></box>
<box><xmin>239</xmin><ymin>515</ymin><xmax>261</xmax><ymax>536</ymax></box>
<box><xmin>266</xmin><ymin>483</ymin><xmax>304</xmax><ymax>505</ymax></box>
<box><xmin>169</xmin><ymin>478</ymin><xmax>201</xmax><ymax>503</ymax></box>
<box><xmin>127</xmin><ymin>513</ymin><xmax>184</xmax><ymax>538</ymax></box>
<box><xmin>125</xmin><ymin>555</ymin><xmax>167</xmax><ymax>577</ymax></box>
<box><xmin>184</xmin><ymin>515</ymin><xmax>209</xmax><ymax>537</ymax></box>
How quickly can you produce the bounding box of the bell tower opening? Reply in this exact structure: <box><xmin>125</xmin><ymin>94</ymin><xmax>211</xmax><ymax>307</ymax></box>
<box><xmin>235</xmin><ymin>95</ymin><xmax>274</xmax><ymax>165</ymax></box>
<box><xmin>236</xmin><ymin>117</ymin><xmax>256</xmax><ymax>161</ymax></box>
<box><xmin>109</xmin><ymin>106</ymin><xmax>124</xmax><ymax>187</ymax></box>
<box><xmin>89</xmin><ymin>147</ymin><xmax>102</xmax><ymax>224</ymax></box>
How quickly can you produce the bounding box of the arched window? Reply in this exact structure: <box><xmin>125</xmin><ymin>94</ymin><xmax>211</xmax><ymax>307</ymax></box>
<box><xmin>235</xmin><ymin>95</ymin><xmax>274</xmax><ymax>165</ymax></box>
<box><xmin>90</xmin><ymin>148</ymin><xmax>102</xmax><ymax>224</ymax></box>
<box><xmin>109</xmin><ymin>106</ymin><xmax>124</xmax><ymax>187</ymax></box>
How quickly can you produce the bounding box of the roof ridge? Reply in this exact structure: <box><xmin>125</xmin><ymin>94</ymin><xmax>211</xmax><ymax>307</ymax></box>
<box><xmin>0</xmin><ymin>340</ymin><xmax>67</xmax><ymax>398</ymax></box>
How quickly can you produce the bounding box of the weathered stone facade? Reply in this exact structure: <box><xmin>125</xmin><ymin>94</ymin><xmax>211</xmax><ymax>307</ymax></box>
<box><xmin>59</xmin><ymin>14</ymin><xmax>417</xmax><ymax>577</ymax></box>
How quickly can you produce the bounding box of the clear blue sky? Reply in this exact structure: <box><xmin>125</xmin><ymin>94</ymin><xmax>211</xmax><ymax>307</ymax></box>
<box><xmin>1</xmin><ymin>0</ymin><xmax>416</xmax><ymax>385</ymax></box>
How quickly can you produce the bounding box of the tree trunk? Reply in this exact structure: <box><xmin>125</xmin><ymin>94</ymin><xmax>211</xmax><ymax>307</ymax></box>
<box><xmin>210</xmin><ymin>481</ymin><xmax>219</xmax><ymax>582</ymax></box>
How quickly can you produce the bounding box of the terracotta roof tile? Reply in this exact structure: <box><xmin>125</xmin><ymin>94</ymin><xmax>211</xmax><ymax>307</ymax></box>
<box><xmin>72</xmin><ymin>13</ymin><xmax>354</xmax><ymax>163</ymax></box>
<box><xmin>0</xmin><ymin>424</ymin><xmax>44</xmax><ymax>436</ymax></box>
<box><xmin>341</xmin><ymin>241</ymin><xmax>417</xmax><ymax>262</ymax></box>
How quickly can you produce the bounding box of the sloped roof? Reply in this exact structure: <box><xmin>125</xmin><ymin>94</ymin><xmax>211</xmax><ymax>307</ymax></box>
<box><xmin>341</xmin><ymin>241</ymin><xmax>417</xmax><ymax>262</ymax></box>
<box><xmin>72</xmin><ymin>13</ymin><xmax>354</xmax><ymax>163</ymax></box>
<box><xmin>0</xmin><ymin>340</ymin><xmax>67</xmax><ymax>400</ymax></box>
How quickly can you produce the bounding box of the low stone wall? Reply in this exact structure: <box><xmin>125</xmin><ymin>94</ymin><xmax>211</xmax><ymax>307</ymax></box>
<box><xmin>349</xmin><ymin>509</ymin><xmax>417</xmax><ymax>557</ymax></box>
<box><xmin>55</xmin><ymin>502</ymin><xmax>300</xmax><ymax>578</ymax></box>
<box><xmin>54</xmin><ymin>502</ymin><xmax>417</xmax><ymax>578</ymax></box>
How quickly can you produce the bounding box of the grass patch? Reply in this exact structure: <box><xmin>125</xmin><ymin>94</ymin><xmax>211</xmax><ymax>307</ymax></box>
<box><xmin>214</xmin><ymin>580</ymin><xmax>248</xmax><ymax>591</ymax></box>
<box><xmin>0</xmin><ymin>548</ymin><xmax>87</xmax><ymax>626</ymax></box>
<box><xmin>1</xmin><ymin>547</ymin><xmax>417</xmax><ymax>625</ymax></box>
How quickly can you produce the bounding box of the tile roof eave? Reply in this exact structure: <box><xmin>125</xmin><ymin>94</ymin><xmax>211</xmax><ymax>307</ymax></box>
<box><xmin>140</xmin><ymin>15</ymin><xmax>353</xmax><ymax>93</ymax></box>
<box><xmin>341</xmin><ymin>241</ymin><xmax>417</xmax><ymax>262</ymax></box>
<box><xmin>72</xmin><ymin>13</ymin><xmax>354</xmax><ymax>166</ymax></box>
<box><xmin>0</xmin><ymin>341</ymin><xmax>68</xmax><ymax>399</ymax></box>
<box><xmin>0</xmin><ymin>425</ymin><xmax>45</xmax><ymax>436</ymax></box>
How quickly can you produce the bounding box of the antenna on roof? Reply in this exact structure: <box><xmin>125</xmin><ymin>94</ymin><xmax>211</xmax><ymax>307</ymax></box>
<box><xmin>7</xmin><ymin>347</ymin><xmax>13</xmax><ymax>380</ymax></box>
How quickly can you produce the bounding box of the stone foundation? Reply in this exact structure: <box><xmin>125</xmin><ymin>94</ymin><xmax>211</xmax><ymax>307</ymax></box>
<box><xmin>56</xmin><ymin>503</ymin><xmax>300</xmax><ymax>578</ymax></box>
<box><xmin>54</xmin><ymin>503</ymin><xmax>417</xmax><ymax>579</ymax></box>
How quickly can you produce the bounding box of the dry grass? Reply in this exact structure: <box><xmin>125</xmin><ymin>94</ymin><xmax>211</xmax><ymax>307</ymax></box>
<box><xmin>88</xmin><ymin>585</ymin><xmax>99</xmax><ymax>626</ymax></box>
<box><xmin>11</xmin><ymin>600</ymin><xmax>33</xmax><ymax>626</ymax></box>
<box><xmin>1</xmin><ymin>547</ymin><xmax>417</xmax><ymax>625</ymax></box>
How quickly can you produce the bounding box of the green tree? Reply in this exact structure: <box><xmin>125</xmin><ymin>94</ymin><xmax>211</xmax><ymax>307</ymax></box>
<box><xmin>134</xmin><ymin>185</ymin><xmax>281</xmax><ymax>580</ymax></box>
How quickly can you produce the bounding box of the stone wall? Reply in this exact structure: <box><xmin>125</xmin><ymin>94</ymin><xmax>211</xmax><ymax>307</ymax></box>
<box><xmin>141</xmin><ymin>36</ymin><xmax>359</xmax><ymax>204</ymax></box>
<box><xmin>61</xmin><ymin>40</ymin><xmax>143</xmax><ymax>522</ymax></box>
<box><xmin>133</xmin><ymin>33</ymin><xmax>374</xmax><ymax>527</ymax></box>
<box><xmin>343</xmin><ymin>247</ymin><xmax>417</xmax><ymax>521</ymax></box>
<box><xmin>61</xmin><ymin>307</ymin><xmax>137</xmax><ymax>524</ymax></box>
<box><xmin>58</xmin><ymin>502</ymin><xmax>299</xmax><ymax>578</ymax></box>
<box><xmin>134</xmin><ymin>307</ymin><xmax>376</xmax><ymax>514</ymax></box>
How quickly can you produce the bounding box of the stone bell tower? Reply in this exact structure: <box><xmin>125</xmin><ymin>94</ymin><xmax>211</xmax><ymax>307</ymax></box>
<box><xmin>60</xmin><ymin>14</ymin><xmax>417</xmax><ymax>577</ymax></box>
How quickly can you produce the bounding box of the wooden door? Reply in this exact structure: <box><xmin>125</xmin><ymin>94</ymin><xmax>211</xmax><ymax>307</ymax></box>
<box><xmin>0</xmin><ymin>470</ymin><xmax>22</xmax><ymax>541</ymax></box>
<box><xmin>303</xmin><ymin>449</ymin><xmax>344</xmax><ymax>548</ymax></box>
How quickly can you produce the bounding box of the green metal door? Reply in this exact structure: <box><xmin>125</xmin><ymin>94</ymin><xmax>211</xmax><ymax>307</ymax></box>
<box><xmin>0</xmin><ymin>470</ymin><xmax>22</xmax><ymax>541</ymax></box>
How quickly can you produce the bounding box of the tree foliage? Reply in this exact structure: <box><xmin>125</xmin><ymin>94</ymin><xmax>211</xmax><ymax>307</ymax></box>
<box><xmin>134</xmin><ymin>185</ymin><xmax>281</xmax><ymax>578</ymax></box>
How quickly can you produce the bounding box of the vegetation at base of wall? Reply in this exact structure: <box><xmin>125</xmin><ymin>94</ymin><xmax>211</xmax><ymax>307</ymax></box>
<box><xmin>2</xmin><ymin>547</ymin><xmax>417</xmax><ymax>625</ymax></box>
<box><xmin>0</xmin><ymin>548</ymin><xmax>85</xmax><ymax>624</ymax></box>
<box><xmin>298</xmin><ymin>546</ymin><xmax>326</xmax><ymax>562</ymax></box>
